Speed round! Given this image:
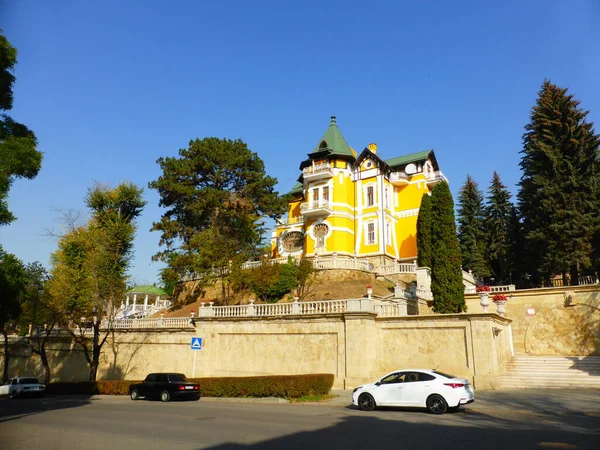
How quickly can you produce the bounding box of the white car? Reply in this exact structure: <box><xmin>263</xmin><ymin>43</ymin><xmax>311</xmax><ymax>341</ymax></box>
<box><xmin>352</xmin><ymin>369</ymin><xmax>474</xmax><ymax>414</ymax></box>
<box><xmin>0</xmin><ymin>377</ymin><xmax>46</xmax><ymax>399</ymax></box>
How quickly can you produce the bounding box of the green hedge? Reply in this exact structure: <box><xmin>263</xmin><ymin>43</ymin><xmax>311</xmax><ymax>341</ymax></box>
<box><xmin>189</xmin><ymin>373</ymin><xmax>334</xmax><ymax>398</ymax></box>
<box><xmin>46</xmin><ymin>373</ymin><xmax>334</xmax><ymax>398</ymax></box>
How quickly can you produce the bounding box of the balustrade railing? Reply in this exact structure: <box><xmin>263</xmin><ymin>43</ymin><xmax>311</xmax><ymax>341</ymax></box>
<box><xmin>101</xmin><ymin>317</ymin><xmax>193</xmax><ymax>329</ymax></box>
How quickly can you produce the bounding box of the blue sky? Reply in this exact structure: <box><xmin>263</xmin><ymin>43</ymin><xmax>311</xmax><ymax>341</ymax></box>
<box><xmin>1</xmin><ymin>0</ymin><xmax>599</xmax><ymax>285</ymax></box>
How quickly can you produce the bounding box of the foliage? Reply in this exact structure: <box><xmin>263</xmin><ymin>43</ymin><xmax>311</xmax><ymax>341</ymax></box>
<box><xmin>0</xmin><ymin>31</ymin><xmax>42</xmax><ymax>225</ymax></box>
<box><xmin>238</xmin><ymin>259</ymin><xmax>299</xmax><ymax>303</ymax></box>
<box><xmin>47</xmin><ymin>182</ymin><xmax>145</xmax><ymax>381</ymax></box>
<box><xmin>430</xmin><ymin>182</ymin><xmax>466</xmax><ymax>313</ymax></box>
<box><xmin>475</xmin><ymin>285</ymin><xmax>490</xmax><ymax>292</ymax></box>
<box><xmin>18</xmin><ymin>262</ymin><xmax>55</xmax><ymax>383</ymax></box>
<box><xmin>294</xmin><ymin>257</ymin><xmax>317</xmax><ymax>300</ymax></box>
<box><xmin>416</xmin><ymin>193</ymin><xmax>433</xmax><ymax>268</ymax></box>
<box><xmin>190</xmin><ymin>373</ymin><xmax>334</xmax><ymax>398</ymax></box>
<box><xmin>517</xmin><ymin>80</ymin><xmax>600</xmax><ymax>286</ymax></box>
<box><xmin>149</xmin><ymin>137</ymin><xmax>287</xmax><ymax>280</ymax></box>
<box><xmin>492</xmin><ymin>294</ymin><xmax>508</xmax><ymax>302</ymax></box>
<box><xmin>484</xmin><ymin>172</ymin><xmax>515</xmax><ymax>284</ymax></box>
<box><xmin>457</xmin><ymin>175</ymin><xmax>489</xmax><ymax>277</ymax></box>
<box><xmin>0</xmin><ymin>246</ymin><xmax>27</xmax><ymax>382</ymax></box>
<box><xmin>45</xmin><ymin>373</ymin><xmax>334</xmax><ymax>398</ymax></box>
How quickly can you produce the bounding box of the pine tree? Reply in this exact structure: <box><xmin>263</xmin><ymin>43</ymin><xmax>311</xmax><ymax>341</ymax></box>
<box><xmin>430</xmin><ymin>181</ymin><xmax>465</xmax><ymax>313</ymax></box>
<box><xmin>416</xmin><ymin>193</ymin><xmax>432</xmax><ymax>268</ymax></box>
<box><xmin>457</xmin><ymin>175</ymin><xmax>489</xmax><ymax>277</ymax></box>
<box><xmin>517</xmin><ymin>80</ymin><xmax>600</xmax><ymax>285</ymax></box>
<box><xmin>485</xmin><ymin>172</ymin><xmax>513</xmax><ymax>284</ymax></box>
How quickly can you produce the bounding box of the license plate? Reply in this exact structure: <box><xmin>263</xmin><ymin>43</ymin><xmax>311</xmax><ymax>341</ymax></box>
<box><xmin>185</xmin><ymin>386</ymin><xmax>193</xmax><ymax>390</ymax></box>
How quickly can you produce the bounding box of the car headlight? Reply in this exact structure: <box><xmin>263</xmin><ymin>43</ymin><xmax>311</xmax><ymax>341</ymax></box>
<box><xmin>353</xmin><ymin>386</ymin><xmax>363</xmax><ymax>393</ymax></box>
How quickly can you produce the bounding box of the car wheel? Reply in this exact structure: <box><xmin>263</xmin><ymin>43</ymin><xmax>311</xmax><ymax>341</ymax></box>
<box><xmin>160</xmin><ymin>391</ymin><xmax>171</xmax><ymax>402</ymax></box>
<box><xmin>358</xmin><ymin>393</ymin><xmax>376</xmax><ymax>411</ymax></box>
<box><xmin>8</xmin><ymin>391</ymin><xmax>16</xmax><ymax>399</ymax></box>
<box><xmin>130</xmin><ymin>389</ymin><xmax>139</xmax><ymax>401</ymax></box>
<box><xmin>426</xmin><ymin>394</ymin><xmax>447</xmax><ymax>414</ymax></box>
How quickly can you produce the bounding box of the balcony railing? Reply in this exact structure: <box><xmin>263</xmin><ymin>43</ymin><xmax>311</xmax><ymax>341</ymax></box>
<box><xmin>426</xmin><ymin>170</ymin><xmax>447</xmax><ymax>185</ymax></box>
<box><xmin>302</xmin><ymin>163</ymin><xmax>333</xmax><ymax>180</ymax></box>
<box><xmin>389</xmin><ymin>172</ymin><xmax>409</xmax><ymax>185</ymax></box>
<box><xmin>300</xmin><ymin>200</ymin><xmax>333</xmax><ymax>217</ymax></box>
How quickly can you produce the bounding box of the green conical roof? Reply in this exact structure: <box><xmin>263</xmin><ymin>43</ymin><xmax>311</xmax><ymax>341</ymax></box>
<box><xmin>311</xmin><ymin>116</ymin><xmax>354</xmax><ymax>157</ymax></box>
<box><xmin>126</xmin><ymin>285</ymin><xmax>167</xmax><ymax>296</ymax></box>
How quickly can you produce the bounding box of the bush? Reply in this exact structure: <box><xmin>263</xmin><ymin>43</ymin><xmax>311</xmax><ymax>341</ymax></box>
<box><xmin>189</xmin><ymin>373</ymin><xmax>334</xmax><ymax>398</ymax></box>
<box><xmin>46</xmin><ymin>373</ymin><xmax>334</xmax><ymax>398</ymax></box>
<box><xmin>47</xmin><ymin>380</ymin><xmax>141</xmax><ymax>395</ymax></box>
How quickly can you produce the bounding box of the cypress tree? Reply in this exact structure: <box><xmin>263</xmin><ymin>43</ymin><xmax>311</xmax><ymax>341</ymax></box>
<box><xmin>430</xmin><ymin>181</ymin><xmax>465</xmax><ymax>313</ymax></box>
<box><xmin>457</xmin><ymin>175</ymin><xmax>489</xmax><ymax>277</ymax></box>
<box><xmin>485</xmin><ymin>172</ymin><xmax>513</xmax><ymax>284</ymax></box>
<box><xmin>517</xmin><ymin>80</ymin><xmax>600</xmax><ymax>285</ymax></box>
<box><xmin>416</xmin><ymin>193</ymin><xmax>433</xmax><ymax>268</ymax></box>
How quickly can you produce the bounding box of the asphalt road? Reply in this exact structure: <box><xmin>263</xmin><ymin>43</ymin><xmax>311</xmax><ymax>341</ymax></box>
<box><xmin>1</xmin><ymin>390</ymin><xmax>599</xmax><ymax>450</ymax></box>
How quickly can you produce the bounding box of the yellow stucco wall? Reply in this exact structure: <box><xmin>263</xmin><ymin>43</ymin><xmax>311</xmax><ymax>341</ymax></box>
<box><xmin>273</xmin><ymin>155</ymin><xmax>436</xmax><ymax>262</ymax></box>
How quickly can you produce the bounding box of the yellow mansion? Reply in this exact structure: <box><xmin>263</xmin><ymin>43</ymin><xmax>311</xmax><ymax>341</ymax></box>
<box><xmin>271</xmin><ymin>116</ymin><xmax>447</xmax><ymax>267</ymax></box>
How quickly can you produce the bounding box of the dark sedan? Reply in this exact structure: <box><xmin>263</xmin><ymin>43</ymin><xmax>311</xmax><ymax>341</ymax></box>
<box><xmin>128</xmin><ymin>373</ymin><xmax>200</xmax><ymax>402</ymax></box>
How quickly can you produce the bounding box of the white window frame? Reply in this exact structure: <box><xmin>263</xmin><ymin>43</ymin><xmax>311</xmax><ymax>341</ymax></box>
<box><xmin>366</xmin><ymin>185</ymin><xmax>375</xmax><ymax>206</ymax></box>
<box><xmin>366</xmin><ymin>221</ymin><xmax>377</xmax><ymax>245</ymax></box>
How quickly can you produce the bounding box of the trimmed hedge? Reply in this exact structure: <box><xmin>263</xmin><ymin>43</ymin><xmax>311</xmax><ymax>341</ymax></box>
<box><xmin>46</xmin><ymin>373</ymin><xmax>334</xmax><ymax>398</ymax></box>
<box><xmin>189</xmin><ymin>373</ymin><xmax>334</xmax><ymax>398</ymax></box>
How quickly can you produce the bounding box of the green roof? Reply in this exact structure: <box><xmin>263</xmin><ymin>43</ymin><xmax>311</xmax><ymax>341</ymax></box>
<box><xmin>286</xmin><ymin>182</ymin><xmax>303</xmax><ymax>196</ymax></box>
<box><xmin>385</xmin><ymin>150</ymin><xmax>432</xmax><ymax>168</ymax></box>
<box><xmin>310</xmin><ymin>116</ymin><xmax>354</xmax><ymax>157</ymax></box>
<box><xmin>126</xmin><ymin>285</ymin><xmax>167</xmax><ymax>296</ymax></box>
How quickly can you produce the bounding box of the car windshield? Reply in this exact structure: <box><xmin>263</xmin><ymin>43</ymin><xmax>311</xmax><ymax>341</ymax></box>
<box><xmin>20</xmin><ymin>378</ymin><xmax>39</xmax><ymax>384</ymax></box>
<box><xmin>433</xmin><ymin>370</ymin><xmax>458</xmax><ymax>379</ymax></box>
<box><xmin>168</xmin><ymin>374</ymin><xmax>187</xmax><ymax>382</ymax></box>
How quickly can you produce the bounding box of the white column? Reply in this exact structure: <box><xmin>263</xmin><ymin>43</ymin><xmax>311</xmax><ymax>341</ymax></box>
<box><xmin>126</xmin><ymin>295</ymin><xmax>130</xmax><ymax>307</ymax></box>
<box><xmin>132</xmin><ymin>294</ymin><xmax>137</xmax><ymax>311</ymax></box>
<box><xmin>156</xmin><ymin>295</ymin><xmax>161</xmax><ymax>307</ymax></box>
<box><xmin>144</xmin><ymin>294</ymin><xmax>149</xmax><ymax>310</ymax></box>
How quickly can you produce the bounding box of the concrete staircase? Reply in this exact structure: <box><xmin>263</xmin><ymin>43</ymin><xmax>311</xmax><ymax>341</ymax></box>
<box><xmin>497</xmin><ymin>355</ymin><xmax>600</xmax><ymax>389</ymax></box>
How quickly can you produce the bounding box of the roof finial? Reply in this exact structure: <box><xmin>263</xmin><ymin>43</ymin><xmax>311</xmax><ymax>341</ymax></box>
<box><xmin>330</xmin><ymin>115</ymin><xmax>336</xmax><ymax>124</ymax></box>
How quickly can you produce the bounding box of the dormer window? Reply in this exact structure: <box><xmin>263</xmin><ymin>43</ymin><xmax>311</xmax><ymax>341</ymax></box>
<box><xmin>319</xmin><ymin>140</ymin><xmax>328</xmax><ymax>149</ymax></box>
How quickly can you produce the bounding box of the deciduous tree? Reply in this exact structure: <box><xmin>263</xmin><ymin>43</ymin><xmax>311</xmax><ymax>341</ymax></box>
<box><xmin>0</xmin><ymin>247</ymin><xmax>26</xmax><ymax>382</ymax></box>
<box><xmin>0</xmin><ymin>31</ymin><xmax>42</xmax><ymax>225</ymax></box>
<box><xmin>47</xmin><ymin>183</ymin><xmax>145</xmax><ymax>381</ymax></box>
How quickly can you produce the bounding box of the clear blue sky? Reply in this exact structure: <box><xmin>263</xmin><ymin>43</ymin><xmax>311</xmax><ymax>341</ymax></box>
<box><xmin>2</xmin><ymin>0</ymin><xmax>599</xmax><ymax>285</ymax></box>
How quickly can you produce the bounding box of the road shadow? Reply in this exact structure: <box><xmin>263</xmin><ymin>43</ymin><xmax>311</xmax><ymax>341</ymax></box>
<box><xmin>201</xmin><ymin>408</ymin><xmax>600</xmax><ymax>450</ymax></box>
<box><xmin>0</xmin><ymin>395</ymin><xmax>92</xmax><ymax>423</ymax></box>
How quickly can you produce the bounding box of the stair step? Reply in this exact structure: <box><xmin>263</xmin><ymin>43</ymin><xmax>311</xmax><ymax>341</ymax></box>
<box><xmin>496</xmin><ymin>356</ymin><xmax>600</xmax><ymax>389</ymax></box>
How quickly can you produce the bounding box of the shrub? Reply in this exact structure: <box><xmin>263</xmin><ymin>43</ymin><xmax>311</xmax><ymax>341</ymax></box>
<box><xmin>45</xmin><ymin>373</ymin><xmax>334</xmax><ymax>399</ymax></box>
<box><xmin>189</xmin><ymin>373</ymin><xmax>334</xmax><ymax>399</ymax></box>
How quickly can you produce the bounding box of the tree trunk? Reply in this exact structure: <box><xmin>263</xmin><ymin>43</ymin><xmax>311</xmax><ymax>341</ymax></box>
<box><xmin>40</xmin><ymin>340</ymin><xmax>51</xmax><ymax>384</ymax></box>
<box><xmin>570</xmin><ymin>263</ymin><xmax>579</xmax><ymax>286</ymax></box>
<box><xmin>2</xmin><ymin>329</ymin><xmax>9</xmax><ymax>383</ymax></box>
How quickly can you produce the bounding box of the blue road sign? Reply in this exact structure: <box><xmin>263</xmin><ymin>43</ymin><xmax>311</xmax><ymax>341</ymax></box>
<box><xmin>191</xmin><ymin>337</ymin><xmax>203</xmax><ymax>350</ymax></box>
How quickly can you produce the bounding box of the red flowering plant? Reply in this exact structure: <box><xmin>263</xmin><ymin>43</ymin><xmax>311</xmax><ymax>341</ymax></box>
<box><xmin>366</xmin><ymin>285</ymin><xmax>373</xmax><ymax>289</ymax></box>
<box><xmin>492</xmin><ymin>294</ymin><xmax>508</xmax><ymax>303</ymax></box>
<box><xmin>476</xmin><ymin>285</ymin><xmax>491</xmax><ymax>293</ymax></box>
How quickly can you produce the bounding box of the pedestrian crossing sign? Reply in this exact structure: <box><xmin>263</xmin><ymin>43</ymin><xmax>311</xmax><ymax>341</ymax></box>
<box><xmin>191</xmin><ymin>337</ymin><xmax>203</xmax><ymax>350</ymax></box>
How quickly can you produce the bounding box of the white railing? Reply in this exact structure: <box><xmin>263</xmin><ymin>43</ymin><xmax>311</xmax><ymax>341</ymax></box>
<box><xmin>490</xmin><ymin>285</ymin><xmax>516</xmax><ymax>292</ymax></box>
<box><xmin>300</xmin><ymin>300</ymin><xmax>347</xmax><ymax>314</ymax></box>
<box><xmin>302</xmin><ymin>163</ymin><xmax>332</xmax><ymax>176</ymax></box>
<box><xmin>278</xmin><ymin>216</ymin><xmax>303</xmax><ymax>225</ymax></box>
<box><xmin>550</xmin><ymin>275</ymin><xmax>599</xmax><ymax>287</ymax></box>
<box><xmin>300</xmin><ymin>200</ymin><xmax>332</xmax><ymax>213</ymax></box>
<box><xmin>389</xmin><ymin>172</ymin><xmax>409</xmax><ymax>184</ymax></box>
<box><xmin>101</xmin><ymin>317</ymin><xmax>193</xmax><ymax>329</ymax></box>
<box><xmin>375</xmin><ymin>262</ymin><xmax>417</xmax><ymax>275</ymax></box>
<box><xmin>181</xmin><ymin>256</ymin><xmax>418</xmax><ymax>281</ymax></box>
<box><xmin>426</xmin><ymin>170</ymin><xmax>447</xmax><ymax>184</ymax></box>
